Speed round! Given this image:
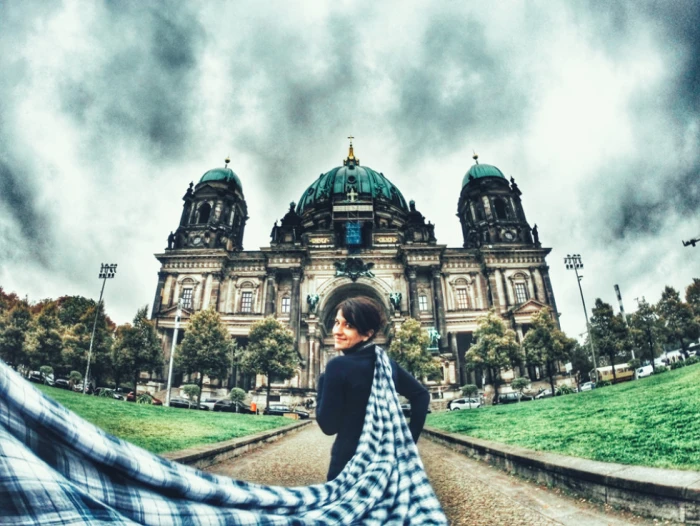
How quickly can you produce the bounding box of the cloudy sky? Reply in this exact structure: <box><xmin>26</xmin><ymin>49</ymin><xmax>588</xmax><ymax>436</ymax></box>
<box><xmin>1</xmin><ymin>0</ymin><xmax>698</xmax><ymax>339</ymax></box>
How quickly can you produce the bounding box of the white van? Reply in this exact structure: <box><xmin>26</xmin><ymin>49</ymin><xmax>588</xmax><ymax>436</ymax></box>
<box><xmin>636</xmin><ymin>365</ymin><xmax>654</xmax><ymax>379</ymax></box>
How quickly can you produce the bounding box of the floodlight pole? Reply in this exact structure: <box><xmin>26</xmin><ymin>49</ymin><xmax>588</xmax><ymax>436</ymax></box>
<box><xmin>564</xmin><ymin>254</ymin><xmax>598</xmax><ymax>380</ymax></box>
<box><xmin>165</xmin><ymin>300</ymin><xmax>182</xmax><ymax>407</ymax></box>
<box><xmin>84</xmin><ymin>263</ymin><xmax>117</xmax><ymax>394</ymax></box>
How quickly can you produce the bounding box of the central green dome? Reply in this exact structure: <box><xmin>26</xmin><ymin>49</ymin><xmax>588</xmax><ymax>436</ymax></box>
<box><xmin>296</xmin><ymin>159</ymin><xmax>408</xmax><ymax>215</ymax></box>
<box><xmin>199</xmin><ymin>166</ymin><xmax>243</xmax><ymax>191</ymax></box>
<box><xmin>461</xmin><ymin>162</ymin><xmax>506</xmax><ymax>188</ymax></box>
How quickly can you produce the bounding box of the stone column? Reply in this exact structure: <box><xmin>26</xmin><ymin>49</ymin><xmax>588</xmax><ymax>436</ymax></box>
<box><xmin>484</xmin><ymin>269</ymin><xmax>497</xmax><ymax>308</ymax></box>
<box><xmin>432</xmin><ymin>267</ymin><xmax>449</xmax><ymax>351</ymax></box>
<box><xmin>496</xmin><ymin>268</ymin><xmax>509</xmax><ymax>308</ymax></box>
<box><xmin>539</xmin><ymin>266</ymin><xmax>560</xmax><ymax>322</ymax></box>
<box><xmin>202</xmin><ymin>273</ymin><xmax>213</xmax><ymax>309</ymax></box>
<box><xmin>264</xmin><ymin>271</ymin><xmax>277</xmax><ymax>315</ymax></box>
<box><xmin>528</xmin><ymin>267</ymin><xmax>538</xmax><ymax>301</ymax></box>
<box><xmin>152</xmin><ymin>272</ymin><xmax>167</xmax><ymax>316</ymax></box>
<box><xmin>450</xmin><ymin>332</ymin><xmax>462</xmax><ymax>385</ymax></box>
<box><xmin>289</xmin><ymin>268</ymin><xmax>302</xmax><ymax>343</ymax></box>
<box><xmin>407</xmin><ymin>266</ymin><xmax>420</xmax><ymax>319</ymax></box>
<box><xmin>532</xmin><ymin>267</ymin><xmax>546</xmax><ymax>303</ymax></box>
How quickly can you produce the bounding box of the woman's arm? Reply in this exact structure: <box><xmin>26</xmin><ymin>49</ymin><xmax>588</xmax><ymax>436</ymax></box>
<box><xmin>394</xmin><ymin>363</ymin><xmax>430</xmax><ymax>443</ymax></box>
<box><xmin>315</xmin><ymin>358</ymin><xmax>346</xmax><ymax>435</ymax></box>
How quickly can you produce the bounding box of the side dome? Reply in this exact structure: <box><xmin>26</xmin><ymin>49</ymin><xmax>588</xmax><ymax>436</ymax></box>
<box><xmin>296</xmin><ymin>164</ymin><xmax>408</xmax><ymax>215</ymax></box>
<box><xmin>199</xmin><ymin>167</ymin><xmax>243</xmax><ymax>191</ymax></box>
<box><xmin>461</xmin><ymin>162</ymin><xmax>506</xmax><ymax>188</ymax></box>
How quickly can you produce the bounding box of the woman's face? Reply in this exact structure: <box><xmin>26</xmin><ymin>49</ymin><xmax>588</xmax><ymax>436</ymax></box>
<box><xmin>333</xmin><ymin>309</ymin><xmax>371</xmax><ymax>350</ymax></box>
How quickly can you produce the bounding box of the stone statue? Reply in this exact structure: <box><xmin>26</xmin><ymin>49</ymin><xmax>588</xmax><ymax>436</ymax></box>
<box><xmin>532</xmin><ymin>224</ymin><xmax>540</xmax><ymax>246</ymax></box>
<box><xmin>270</xmin><ymin>221</ymin><xmax>280</xmax><ymax>243</ymax></box>
<box><xmin>307</xmin><ymin>294</ymin><xmax>320</xmax><ymax>314</ymax></box>
<box><xmin>167</xmin><ymin>231</ymin><xmax>175</xmax><ymax>249</ymax></box>
<box><xmin>389</xmin><ymin>292</ymin><xmax>402</xmax><ymax>313</ymax></box>
<box><xmin>427</xmin><ymin>327</ymin><xmax>441</xmax><ymax>350</ymax></box>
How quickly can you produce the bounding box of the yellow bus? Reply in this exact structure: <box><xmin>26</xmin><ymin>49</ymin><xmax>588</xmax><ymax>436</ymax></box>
<box><xmin>595</xmin><ymin>363</ymin><xmax>634</xmax><ymax>384</ymax></box>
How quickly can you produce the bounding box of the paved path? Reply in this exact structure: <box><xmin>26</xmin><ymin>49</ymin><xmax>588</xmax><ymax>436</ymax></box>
<box><xmin>206</xmin><ymin>424</ymin><xmax>675</xmax><ymax>525</ymax></box>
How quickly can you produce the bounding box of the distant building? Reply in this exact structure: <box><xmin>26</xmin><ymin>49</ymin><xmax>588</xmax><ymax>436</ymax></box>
<box><xmin>151</xmin><ymin>143</ymin><xmax>559</xmax><ymax>401</ymax></box>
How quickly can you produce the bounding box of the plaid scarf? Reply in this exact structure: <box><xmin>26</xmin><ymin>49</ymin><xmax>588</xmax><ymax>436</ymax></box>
<box><xmin>0</xmin><ymin>347</ymin><xmax>447</xmax><ymax>525</ymax></box>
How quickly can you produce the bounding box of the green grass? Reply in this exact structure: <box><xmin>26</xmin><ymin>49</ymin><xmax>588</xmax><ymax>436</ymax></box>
<box><xmin>427</xmin><ymin>363</ymin><xmax>700</xmax><ymax>471</ymax></box>
<box><xmin>37</xmin><ymin>385</ymin><xmax>291</xmax><ymax>454</ymax></box>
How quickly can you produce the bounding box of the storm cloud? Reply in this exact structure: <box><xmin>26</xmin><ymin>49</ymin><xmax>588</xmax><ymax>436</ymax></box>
<box><xmin>0</xmin><ymin>0</ymin><xmax>698</xmax><ymax>339</ymax></box>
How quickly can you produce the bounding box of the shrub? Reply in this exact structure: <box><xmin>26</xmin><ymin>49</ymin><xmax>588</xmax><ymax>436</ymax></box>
<box><xmin>596</xmin><ymin>380</ymin><xmax>612</xmax><ymax>388</ymax></box>
<box><xmin>137</xmin><ymin>393</ymin><xmax>154</xmax><ymax>404</ymax></box>
<box><xmin>98</xmin><ymin>388</ymin><xmax>115</xmax><ymax>398</ymax></box>
<box><xmin>655</xmin><ymin>365</ymin><xmax>669</xmax><ymax>374</ymax></box>
<box><xmin>558</xmin><ymin>385</ymin><xmax>574</xmax><ymax>395</ymax></box>
<box><xmin>684</xmin><ymin>356</ymin><xmax>699</xmax><ymax>366</ymax></box>
<box><xmin>670</xmin><ymin>361</ymin><xmax>686</xmax><ymax>370</ymax></box>
<box><xmin>39</xmin><ymin>365</ymin><xmax>53</xmax><ymax>381</ymax></box>
<box><xmin>461</xmin><ymin>384</ymin><xmax>479</xmax><ymax>398</ymax></box>
<box><xmin>628</xmin><ymin>358</ymin><xmax>641</xmax><ymax>370</ymax></box>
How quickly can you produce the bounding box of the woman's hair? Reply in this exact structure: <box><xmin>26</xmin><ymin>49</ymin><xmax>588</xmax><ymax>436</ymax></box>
<box><xmin>336</xmin><ymin>296</ymin><xmax>386</xmax><ymax>338</ymax></box>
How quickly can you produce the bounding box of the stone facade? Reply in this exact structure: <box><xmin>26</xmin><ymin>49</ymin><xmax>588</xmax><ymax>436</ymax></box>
<box><xmin>151</xmin><ymin>147</ymin><xmax>561</xmax><ymax>402</ymax></box>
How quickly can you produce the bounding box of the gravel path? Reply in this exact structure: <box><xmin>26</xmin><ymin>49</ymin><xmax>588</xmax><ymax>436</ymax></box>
<box><xmin>206</xmin><ymin>423</ymin><xmax>674</xmax><ymax>525</ymax></box>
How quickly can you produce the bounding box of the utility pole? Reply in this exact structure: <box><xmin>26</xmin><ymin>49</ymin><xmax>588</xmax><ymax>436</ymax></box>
<box><xmin>84</xmin><ymin>263</ymin><xmax>117</xmax><ymax>394</ymax></box>
<box><xmin>564</xmin><ymin>254</ymin><xmax>598</xmax><ymax>380</ymax></box>
<box><xmin>165</xmin><ymin>300</ymin><xmax>182</xmax><ymax>407</ymax></box>
<box><xmin>614</xmin><ymin>284</ymin><xmax>633</xmax><ymax>359</ymax></box>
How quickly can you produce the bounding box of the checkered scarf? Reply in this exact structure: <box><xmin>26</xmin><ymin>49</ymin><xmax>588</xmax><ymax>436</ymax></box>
<box><xmin>0</xmin><ymin>347</ymin><xmax>447</xmax><ymax>525</ymax></box>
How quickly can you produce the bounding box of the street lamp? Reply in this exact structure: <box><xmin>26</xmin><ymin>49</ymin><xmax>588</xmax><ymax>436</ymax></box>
<box><xmin>165</xmin><ymin>300</ymin><xmax>182</xmax><ymax>407</ymax></box>
<box><xmin>564</xmin><ymin>254</ymin><xmax>598</xmax><ymax>380</ymax></box>
<box><xmin>84</xmin><ymin>263</ymin><xmax>117</xmax><ymax>394</ymax></box>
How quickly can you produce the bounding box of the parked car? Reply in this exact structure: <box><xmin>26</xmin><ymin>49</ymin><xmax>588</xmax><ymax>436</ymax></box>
<box><xmin>27</xmin><ymin>371</ymin><xmax>51</xmax><ymax>385</ymax></box>
<box><xmin>168</xmin><ymin>397</ymin><xmax>198</xmax><ymax>409</ymax></box>
<box><xmin>494</xmin><ymin>392</ymin><xmax>533</xmax><ymax>405</ymax></box>
<box><xmin>199</xmin><ymin>398</ymin><xmax>221</xmax><ymax>411</ymax></box>
<box><xmin>213</xmin><ymin>400</ymin><xmax>255</xmax><ymax>414</ymax></box>
<box><xmin>73</xmin><ymin>383</ymin><xmax>94</xmax><ymax>394</ymax></box>
<box><xmin>126</xmin><ymin>392</ymin><xmax>163</xmax><ymax>406</ymax></box>
<box><xmin>94</xmin><ymin>387</ymin><xmax>125</xmax><ymax>400</ymax></box>
<box><xmin>263</xmin><ymin>405</ymin><xmax>310</xmax><ymax>419</ymax></box>
<box><xmin>534</xmin><ymin>388</ymin><xmax>562</xmax><ymax>399</ymax></box>
<box><xmin>53</xmin><ymin>378</ymin><xmax>72</xmax><ymax>390</ymax></box>
<box><xmin>635</xmin><ymin>365</ymin><xmax>654</xmax><ymax>379</ymax></box>
<box><xmin>447</xmin><ymin>397</ymin><xmax>482</xmax><ymax>410</ymax></box>
<box><xmin>579</xmin><ymin>382</ymin><xmax>595</xmax><ymax>392</ymax></box>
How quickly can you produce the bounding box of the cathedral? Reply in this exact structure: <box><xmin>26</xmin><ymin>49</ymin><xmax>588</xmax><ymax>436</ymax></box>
<box><xmin>151</xmin><ymin>141</ymin><xmax>560</xmax><ymax>402</ymax></box>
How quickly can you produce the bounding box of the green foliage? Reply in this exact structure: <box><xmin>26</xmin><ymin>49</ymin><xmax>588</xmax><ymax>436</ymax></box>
<box><xmin>590</xmin><ymin>299</ymin><xmax>632</xmax><ymax>382</ymax></box>
<box><xmin>68</xmin><ymin>370</ymin><xmax>82</xmax><ymax>387</ymax></box>
<box><xmin>427</xmin><ymin>364</ymin><xmax>700</xmax><ymax>471</ymax></box>
<box><xmin>97</xmin><ymin>388</ymin><xmax>116</xmax><ymax>398</ymax></box>
<box><xmin>670</xmin><ymin>361</ymin><xmax>686</xmax><ymax>370</ymax></box>
<box><xmin>510</xmin><ymin>377</ymin><xmax>530</xmax><ymax>394</ymax></box>
<box><xmin>628</xmin><ymin>358</ymin><xmax>641</xmax><ymax>370</ymax></box>
<box><xmin>568</xmin><ymin>341</ymin><xmax>594</xmax><ymax>383</ymax></box>
<box><xmin>655</xmin><ymin>365</ymin><xmax>669</xmax><ymax>374</ymax></box>
<box><xmin>0</xmin><ymin>302</ymin><xmax>32</xmax><ymax>367</ymax></box>
<box><xmin>240</xmin><ymin>316</ymin><xmax>298</xmax><ymax>409</ymax></box>
<box><xmin>137</xmin><ymin>393</ymin><xmax>156</xmax><ymax>404</ymax></box>
<box><xmin>460</xmin><ymin>384</ymin><xmax>479</xmax><ymax>398</ymax></box>
<box><xmin>522</xmin><ymin>307</ymin><xmax>574</xmax><ymax>393</ymax></box>
<box><xmin>181</xmin><ymin>384</ymin><xmax>201</xmax><ymax>400</ymax></box>
<box><xmin>229</xmin><ymin>387</ymin><xmax>247</xmax><ymax>403</ymax></box>
<box><xmin>686</xmin><ymin>279</ymin><xmax>700</xmax><ymax>319</ymax></box>
<box><xmin>657</xmin><ymin>286</ymin><xmax>700</xmax><ymax>354</ymax></box>
<box><xmin>558</xmin><ymin>384</ymin><xmax>574</xmax><ymax>395</ymax></box>
<box><xmin>26</xmin><ymin>303</ymin><xmax>63</xmax><ymax>371</ymax></box>
<box><xmin>37</xmin><ymin>384</ymin><xmax>288</xmax><ymax>453</ymax></box>
<box><xmin>113</xmin><ymin>307</ymin><xmax>162</xmax><ymax>393</ymax></box>
<box><xmin>685</xmin><ymin>356</ymin><xmax>699</xmax><ymax>366</ymax></box>
<box><xmin>178</xmin><ymin>307</ymin><xmax>232</xmax><ymax>403</ymax></box>
<box><xmin>388</xmin><ymin>318</ymin><xmax>440</xmax><ymax>380</ymax></box>
<box><xmin>596</xmin><ymin>380</ymin><xmax>611</xmax><ymax>387</ymax></box>
<box><xmin>39</xmin><ymin>365</ymin><xmax>54</xmax><ymax>380</ymax></box>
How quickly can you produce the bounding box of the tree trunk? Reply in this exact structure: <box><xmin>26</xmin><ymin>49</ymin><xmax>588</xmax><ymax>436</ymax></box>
<box><xmin>197</xmin><ymin>374</ymin><xmax>204</xmax><ymax>405</ymax></box>
<box><xmin>134</xmin><ymin>372</ymin><xmax>139</xmax><ymax>395</ymax></box>
<box><xmin>266</xmin><ymin>374</ymin><xmax>272</xmax><ymax>410</ymax></box>
<box><xmin>548</xmin><ymin>360</ymin><xmax>556</xmax><ymax>396</ymax></box>
<box><xmin>491</xmin><ymin>367</ymin><xmax>499</xmax><ymax>399</ymax></box>
<box><xmin>610</xmin><ymin>353</ymin><xmax>617</xmax><ymax>382</ymax></box>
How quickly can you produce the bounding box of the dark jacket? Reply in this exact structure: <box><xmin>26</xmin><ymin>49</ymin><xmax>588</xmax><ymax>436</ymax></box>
<box><xmin>315</xmin><ymin>342</ymin><xmax>430</xmax><ymax>481</ymax></box>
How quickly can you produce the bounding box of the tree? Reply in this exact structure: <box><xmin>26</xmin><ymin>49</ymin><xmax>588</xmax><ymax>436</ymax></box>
<box><xmin>510</xmin><ymin>377</ymin><xmax>530</xmax><ymax>402</ymax></box>
<box><xmin>112</xmin><ymin>307</ymin><xmax>162</xmax><ymax>393</ymax></box>
<box><xmin>686</xmin><ymin>279</ymin><xmax>700</xmax><ymax>319</ymax></box>
<box><xmin>181</xmin><ymin>384</ymin><xmax>201</xmax><ymax>401</ymax></box>
<box><xmin>0</xmin><ymin>302</ymin><xmax>32</xmax><ymax>368</ymax></box>
<box><xmin>39</xmin><ymin>365</ymin><xmax>54</xmax><ymax>383</ymax></box>
<box><xmin>522</xmin><ymin>308</ymin><xmax>574</xmax><ymax>395</ymax></box>
<box><xmin>465</xmin><ymin>309</ymin><xmax>522</xmax><ymax>399</ymax></box>
<box><xmin>629</xmin><ymin>299</ymin><xmax>663</xmax><ymax>373</ymax></box>
<box><xmin>460</xmin><ymin>384</ymin><xmax>479</xmax><ymax>399</ymax></box>
<box><xmin>240</xmin><ymin>316</ymin><xmax>298</xmax><ymax>410</ymax></box>
<box><xmin>68</xmin><ymin>370</ymin><xmax>82</xmax><ymax>389</ymax></box>
<box><xmin>26</xmin><ymin>303</ymin><xmax>63</xmax><ymax>371</ymax></box>
<box><xmin>589</xmin><ymin>299</ymin><xmax>632</xmax><ymax>382</ymax></box>
<box><xmin>657</xmin><ymin>286</ymin><xmax>700</xmax><ymax>357</ymax></box>
<box><xmin>568</xmin><ymin>340</ymin><xmax>594</xmax><ymax>385</ymax></box>
<box><xmin>178</xmin><ymin>307</ymin><xmax>231</xmax><ymax>404</ymax></box>
<box><xmin>388</xmin><ymin>318</ymin><xmax>441</xmax><ymax>380</ymax></box>
<box><xmin>229</xmin><ymin>387</ymin><xmax>247</xmax><ymax>412</ymax></box>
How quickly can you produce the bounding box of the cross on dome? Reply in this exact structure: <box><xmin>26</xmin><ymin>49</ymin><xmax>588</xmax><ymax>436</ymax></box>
<box><xmin>347</xmin><ymin>187</ymin><xmax>358</xmax><ymax>202</ymax></box>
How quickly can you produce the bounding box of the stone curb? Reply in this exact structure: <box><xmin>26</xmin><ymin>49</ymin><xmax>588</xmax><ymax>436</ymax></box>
<box><xmin>423</xmin><ymin>426</ymin><xmax>700</xmax><ymax>523</ymax></box>
<box><xmin>162</xmin><ymin>419</ymin><xmax>313</xmax><ymax>470</ymax></box>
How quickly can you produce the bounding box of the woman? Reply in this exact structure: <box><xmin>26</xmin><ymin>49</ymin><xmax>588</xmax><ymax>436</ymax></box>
<box><xmin>315</xmin><ymin>296</ymin><xmax>430</xmax><ymax>481</ymax></box>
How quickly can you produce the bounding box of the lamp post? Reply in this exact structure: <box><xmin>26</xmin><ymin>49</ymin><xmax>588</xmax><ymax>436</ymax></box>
<box><xmin>84</xmin><ymin>263</ymin><xmax>117</xmax><ymax>394</ymax></box>
<box><xmin>564</xmin><ymin>254</ymin><xmax>598</xmax><ymax>380</ymax></box>
<box><xmin>165</xmin><ymin>299</ymin><xmax>182</xmax><ymax>407</ymax></box>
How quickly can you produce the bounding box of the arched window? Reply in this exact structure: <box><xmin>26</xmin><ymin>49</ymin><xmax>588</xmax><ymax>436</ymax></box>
<box><xmin>454</xmin><ymin>278</ymin><xmax>469</xmax><ymax>310</ymax></box>
<box><xmin>494</xmin><ymin>198</ymin><xmax>508</xmax><ymax>220</ymax></box>
<box><xmin>198</xmin><ymin>203</ymin><xmax>211</xmax><ymax>224</ymax></box>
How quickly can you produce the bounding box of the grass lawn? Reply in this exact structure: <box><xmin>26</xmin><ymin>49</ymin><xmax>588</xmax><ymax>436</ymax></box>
<box><xmin>427</xmin><ymin>363</ymin><xmax>700</xmax><ymax>471</ymax></box>
<box><xmin>37</xmin><ymin>385</ymin><xmax>291</xmax><ymax>454</ymax></box>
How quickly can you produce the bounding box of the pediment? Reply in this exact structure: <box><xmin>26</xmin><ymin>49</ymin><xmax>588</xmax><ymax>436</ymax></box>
<box><xmin>158</xmin><ymin>305</ymin><xmax>193</xmax><ymax>319</ymax></box>
<box><xmin>509</xmin><ymin>298</ymin><xmax>548</xmax><ymax>316</ymax></box>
